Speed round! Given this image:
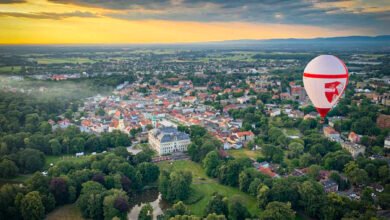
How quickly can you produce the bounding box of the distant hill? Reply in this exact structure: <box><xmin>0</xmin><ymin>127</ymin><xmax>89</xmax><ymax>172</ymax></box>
<box><xmin>217</xmin><ymin>35</ymin><xmax>390</xmax><ymax>44</ymax></box>
<box><xmin>197</xmin><ymin>35</ymin><xmax>390</xmax><ymax>51</ymax></box>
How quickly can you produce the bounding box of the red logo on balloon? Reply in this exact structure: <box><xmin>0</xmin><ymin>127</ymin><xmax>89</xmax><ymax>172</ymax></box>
<box><xmin>324</xmin><ymin>81</ymin><xmax>343</xmax><ymax>103</ymax></box>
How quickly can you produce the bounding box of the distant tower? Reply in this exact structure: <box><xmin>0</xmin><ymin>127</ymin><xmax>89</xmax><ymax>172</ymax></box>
<box><xmin>152</xmin><ymin>114</ymin><xmax>157</xmax><ymax>128</ymax></box>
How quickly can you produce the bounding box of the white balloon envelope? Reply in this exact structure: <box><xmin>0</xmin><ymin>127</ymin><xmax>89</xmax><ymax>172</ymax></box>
<box><xmin>303</xmin><ymin>55</ymin><xmax>349</xmax><ymax>118</ymax></box>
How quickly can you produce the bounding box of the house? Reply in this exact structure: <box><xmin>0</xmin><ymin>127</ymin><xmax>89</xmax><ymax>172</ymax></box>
<box><xmin>376</xmin><ymin>114</ymin><xmax>390</xmax><ymax>129</ymax></box>
<box><xmin>385</xmin><ymin>136</ymin><xmax>390</xmax><ymax>149</ymax></box>
<box><xmin>323</xmin><ymin>126</ymin><xmax>341</xmax><ymax>142</ymax></box>
<box><xmin>182</xmin><ymin>96</ymin><xmax>197</xmax><ymax>103</ymax></box>
<box><xmin>258</xmin><ymin>167</ymin><xmax>279</xmax><ymax>178</ymax></box>
<box><xmin>270</xmin><ymin>108</ymin><xmax>281</xmax><ymax>117</ymax></box>
<box><xmin>321</xmin><ymin>180</ymin><xmax>339</xmax><ymax>193</ymax></box>
<box><xmin>234</xmin><ymin>131</ymin><xmax>254</xmax><ymax>142</ymax></box>
<box><xmin>341</xmin><ymin>142</ymin><xmax>366</xmax><ymax>158</ymax></box>
<box><xmin>348</xmin><ymin>132</ymin><xmax>360</xmax><ymax>143</ymax></box>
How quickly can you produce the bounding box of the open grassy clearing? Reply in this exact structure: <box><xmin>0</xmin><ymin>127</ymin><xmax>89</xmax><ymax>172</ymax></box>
<box><xmin>0</xmin><ymin>66</ymin><xmax>21</xmax><ymax>74</ymax></box>
<box><xmin>158</xmin><ymin>160</ymin><xmax>261</xmax><ymax>217</ymax></box>
<box><xmin>35</xmin><ymin>57</ymin><xmax>95</xmax><ymax>64</ymax></box>
<box><xmin>283</xmin><ymin>128</ymin><xmax>301</xmax><ymax>136</ymax></box>
<box><xmin>45</xmin><ymin>155</ymin><xmax>91</xmax><ymax>169</ymax></box>
<box><xmin>0</xmin><ymin>174</ymin><xmax>32</xmax><ymax>187</ymax></box>
<box><xmin>45</xmin><ymin>203</ymin><xmax>83</xmax><ymax>220</ymax></box>
<box><xmin>227</xmin><ymin>148</ymin><xmax>263</xmax><ymax>160</ymax></box>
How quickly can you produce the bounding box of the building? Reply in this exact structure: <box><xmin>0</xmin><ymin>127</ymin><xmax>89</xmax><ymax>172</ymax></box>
<box><xmin>348</xmin><ymin>132</ymin><xmax>361</xmax><ymax>143</ymax></box>
<box><xmin>323</xmin><ymin>126</ymin><xmax>341</xmax><ymax>142</ymax></box>
<box><xmin>385</xmin><ymin>136</ymin><xmax>390</xmax><ymax>149</ymax></box>
<box><xmin>341</xmin><ymin>142</ymin><xmax>366</xmax><ymax>158</ymax></box>
<box><xmin>148</xmin><ymin>127</ymin><xmax>191</xmax><ymax>155</ymax></box>
<box><xmin>377</xmin><ymin>114</ymin><xmax>390</xmax><ymax>129</ymax></box>
<box><xmin>234</xmin><ymin>131</ymin><xmax>254</xmax><ymax>143</ymax></box>
<box><xmin>321</xmin><ymin>180</ymin><xmax>339</xmax><ymax>193</ymax></box>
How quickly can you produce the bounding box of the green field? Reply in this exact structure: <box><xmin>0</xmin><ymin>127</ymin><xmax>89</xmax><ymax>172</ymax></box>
<box><xmin>0</xmin><ymin>174</ymin><xmax>32</xmax><ymax>187</ymax></box>
<box><xmin>0</xmin><ymin>66</ymin><xmax>21</xmax><ymax>74</ymax></box>
<box><xmin>158</xmin><ymin>160</ymin><xmax>261</xmax><ymax>217</ymax></box>
<box><xmin>46</xmin><ymin>203</ymin><xmax>83</xmax><ymax>220</ymax></box>
<box><xmin>45</xmin><ymin>155</ymin><xmax>91</xmax><ymax>169</ymax></box>
<box><xmin>35</xmin><ymin>57</ymin><xmax>95</xmax><ymax>64</ymax></box>
<box><xmin>283</xmin><ymin>128</ymin><xmax>301</xmax><ymax>137</ymax></box>
<box><xmin>227</xmin><ymin>149</ymin><xmax>263</xmax><ymax>160</ymax></box>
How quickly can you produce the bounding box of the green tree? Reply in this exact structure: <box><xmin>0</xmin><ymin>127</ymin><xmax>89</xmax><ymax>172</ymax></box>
<box><xmin>49</xmin><ymin>139</ymin><xmax>62</xmax><ymax>155</ymax></box>
<box><xmin>138</xmin><ymin>203</ymin><xmax>153</xmax><ymax>220</ymax></box>
<box><xmin>17</xmin><ymin>148</ymin><xmax>45</xmax><ymax>173</ymax></box>
<box><xmin>257</xmin><ymin>184</ymin><xmax>270</xmax><ymax>208</ymax></box>
<box><xmin>205</xmin><ymin>193</ymin><xmax>228</xmax><ymax>217</ymax></box>
<box><xmin>137</xmin><ymin>162</ymin><xmax>160</xmax><ymax>184</ymax></box>
<box><xmin>203</xmin><ymin>151</ymin><xmax>221</xmax><ymax>178</ymax></box>
<box><xmin>103</xmin><ymin>189</ymin><xmax>129</xmax><ymax>220</ymax></box>
<box><xmin>77</xmin><ymin>181</ymin><xmax>107</xmax><ymax>219</ymax></box>
<box><xmin>228</xmin><ymin>197</ymin><xmax>250</xmax><ymax>220</ymax></box>
<box><xmin>260</xmin><ymin>202</ymin><xmax>295</xmax><ymax>220</ymax></box>
<box><xmin>298</xmin><ymin>181</ymin><xmax>325</xmax><ymax>218</ymax></box>
<box><xmin>0</xmin><ymin>159</ymin><xmax>19</xmax><ymax>178</ymax></box>
<box><xmin>21</xmin><ymin>191</ymin><xmax>45</xmax><ymax>220</ymax></box>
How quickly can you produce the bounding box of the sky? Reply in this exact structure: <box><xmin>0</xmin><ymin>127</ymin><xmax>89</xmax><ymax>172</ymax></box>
<box><xmin>0</xmin><ymin>0</ymin><xmax>389</xmax><ymax>44</ymax></box>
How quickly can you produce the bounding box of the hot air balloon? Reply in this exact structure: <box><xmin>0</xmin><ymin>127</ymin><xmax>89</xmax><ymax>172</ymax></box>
<box><xmin>303</xmin><ymin>55</ymin><xmax>349</xmax><ymax>118</ymax></box>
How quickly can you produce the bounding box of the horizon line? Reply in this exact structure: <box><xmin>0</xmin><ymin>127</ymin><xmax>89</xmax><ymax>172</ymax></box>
<box><xmin>0</xmin><ymin>34</ymin><xmax>388</xmax><ymax>47</ymax></box>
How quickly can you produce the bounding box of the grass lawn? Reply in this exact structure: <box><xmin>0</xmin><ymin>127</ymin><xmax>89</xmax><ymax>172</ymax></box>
<box><xmin>0</xmin><ymin>66</ymin><xmax>21</xmax><ymax>74</ymax></box>
<box><xmin>36</xmin><ymin>57</ymin><xmax>94</xmax><ymax>64</ymax></box>
<box><xmin>227</xmin><ymin>148</ymin><xmax>263</xmax><ymax>160</ymax></box>
<box><xmin>0</xmin><ymin>174</ymin><xmax>32</xmax><ymax>187</ymax></box>
<box><xmin>283</xmin><ymin>128</ymin><xmax>301</xmax><ymax>137</ymax></box>
<box><xmin>46</xmin><ymin>203</ymin><xmax>83</xmax><ymax>220</ymax></box>
<box><xmin>158</xmin><ymin>160</ymin><xmax>261</xmax><ymax>217</ymax></box>
<box><xmin>45</xmin><ymin>155</ymin><xmax>90</xmax><ymax>169</ymax></box>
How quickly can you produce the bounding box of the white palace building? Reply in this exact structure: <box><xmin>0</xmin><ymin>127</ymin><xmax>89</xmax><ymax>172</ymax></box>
<box><xmin>148</xmin><ymin>127</ymin><xmax>191</xmax><ymax>155</ymax></box>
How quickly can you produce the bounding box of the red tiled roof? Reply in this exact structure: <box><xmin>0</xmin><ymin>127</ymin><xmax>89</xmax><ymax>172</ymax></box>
<box><xmin>258</xmin><ymin>167</ymin><xmax>277</xmax><ymax>178</ymax></box>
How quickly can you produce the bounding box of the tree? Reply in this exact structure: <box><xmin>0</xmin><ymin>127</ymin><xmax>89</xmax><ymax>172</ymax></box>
<box><xmin>203</xmin><ymin>151</ymin><xmax>221</xmax><ymax>178</ymax></box>
<box><xmin>70</xmin><ymin>137</ymin><xmax>85</xmax><ymax>153</ymax></box>
<box><xmin>0</xmin><ymin>159</ymin><xmax>19</xmax><ymax>178</ymax></box>
<box><xmin>0</xmin><ymin>184</ymin><xmax>24</xmax><ymax>220</ymax></box>
<box><xmin>248</xmin><ymin>178</ymin><xmax>262</xmax><ymax>196</ymax></box>
<box><xmin>228</xmin><ymin>197</ymin><xmax>250</xmax><ymax>220</ymax></box>
<box><xmin>261</xmin><ymin>144</ymin><xmax>284</xmax><ymax>163</ymax></box>
<box><xmin>287</xmin><ymin>142</ymin><xmax>304</xmax><ymax>158</ymax></box>
<box><xmin>344</xmin><ymin>161</ymin><xmax>368</xmax><ymax>186</ymax></box>
<box><xmin>139</xmin><ymin>203</ymin><xmax>153</xmax><ymax>220</ymax></box>
<box><xmin>260</xmin><ymin>202</ymin><xmax>295</xmax><ymax>220</ymax></box>
<box><xmin>103</xmin><ymin>189</ymin><xmax>129</xmax><ymax>220</ymax></box>
<box><xmin>257</xmin><ymin>184</ymin><xmax>270</xmax><ymax>208</ymax></box>
<box><xmin>77</xmin><ymin>181</ymin><xmax>107</xmax><ymax>219</ymax></box>
<box><xmin>137</xmin><ymin>162</ymin><xmax>160</xmax><ymax>184</ymax></box>
<box><xmin>298</xmin><ymin>181</ymin><xmax>325</xmax><ymax>218</ymax></box>
<box><xmin>17</xmin><ymin>148</ymin><xmax>45</xmax><ymax>173</ymax></box>
<box><xmin>21</xmin><ymin>191</ymin><xmax>45</xmax><ymax>220</ymax></box>
<box><xmin>322</xmin><ymin>192</ymin><xmax>348</xmax><ymax>220</ymax></box>
<box><xmin>49</xmin><ymin>177</ymin><xmax>69</xmax><ymax>205</ymax></box>
<box><xmin>205</xmin><ymin>193</ymin><xmax>228</xmax><ymax>217</ymax></box>
<box><xmin>323</xmin><ymin>150</ymin><xmax>352</xmax><ymax>171</ymax></box>
<box><xmin>49</xmin><ymin>139</ymin><xmax>62</xmax><ymax>155</ymax></box>
<box><xmin>159</xmin><ymin>170</ymin><xmax>192</xmax><ymax>202</ymax></box>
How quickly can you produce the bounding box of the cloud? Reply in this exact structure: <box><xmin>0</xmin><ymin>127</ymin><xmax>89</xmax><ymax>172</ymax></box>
<box><xmin>48</xmin><ymin>0</ymin><xmax>172</xmax><ymax>10</ymax></box>
<box><xmin>47</xmin><ymin>0</ymin><xmax>389</xmax><ymax>31</ymax></box>
<box><xmin>0</xmin><ymin>0</ymin><xmax>26</xmax><ymax>3</ymax></box>
<box><xmin>0</xmin><ymin>11</ymin><xmax>99</xmax><ymax>20</ymax></box>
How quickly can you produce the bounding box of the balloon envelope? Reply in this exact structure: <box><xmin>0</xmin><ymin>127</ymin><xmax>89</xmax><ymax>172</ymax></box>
<box><xmin>303</xmin><ymin>55</ymin><xmax>349</xmax><ymax>118</ymax></box>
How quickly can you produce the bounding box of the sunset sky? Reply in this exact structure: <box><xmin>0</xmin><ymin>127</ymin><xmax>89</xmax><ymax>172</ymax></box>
<box><xmin>0</xmin><ymin>0</ymin><xmax>389</xmax><ymax>44</ymax></box>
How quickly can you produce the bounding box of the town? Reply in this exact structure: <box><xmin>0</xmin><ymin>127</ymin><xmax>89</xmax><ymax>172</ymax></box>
<box><xmin>0</xmin><ymin>47</ymin><xmax>389</xmax><ymax>220</ymax></box>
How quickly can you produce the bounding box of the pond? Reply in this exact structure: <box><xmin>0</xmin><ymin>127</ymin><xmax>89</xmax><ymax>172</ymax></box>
<box><xmin>128</xmin><ymin>188</ymin><xmax>170</xmax><ymax>220</ymax></box>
